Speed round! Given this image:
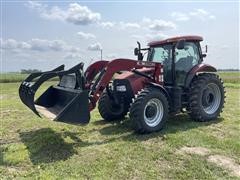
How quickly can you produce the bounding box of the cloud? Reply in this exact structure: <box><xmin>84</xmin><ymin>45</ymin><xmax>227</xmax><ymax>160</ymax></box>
<box><xmin>1</xmin><ymin>38</ymin><xmax>81</xmax><ymax>53</ymax></box>
<box><xmin>67</xmin><ymin>46</ymin><xmax>81</xmax><ymax>53</ymax></box>
<box><xmin>99</xmin><ymin>21</ymin><xmax>115</xmax><ymax>28</ymax></box>
<box><xmin>26</xmin><ymin>1</ymin><xmax>101</xmax><ymax>25</ymax></box>
<box><xmin>41</xmin><ymin>6</ymin><xmax>66</xmax><ymax>21</ymax></box>
<box><xmin>1</xmin><ymin>39</ymin><xmax>31</xmax><ymax>49</ymax></box>
<box><xmin>149</xmin><ymin>20</ymin><xmax>176</xmax><ymax>31</ymax></box>
<box><xmin>64</xmin><ymin>53</ymin><xmax>81</xmax><ymax>59</ymax></box>
<box><xmin>87</xmin><ymin>42</ymin><xmax>102</xmax><ymax>51</ymax></box>
<box><xmin>171</xmin><ymin>9</ymin><xmax>215</xmax><ymax>22</ymax></box>
<box><xmin>30</xmin><ymin>39</ymin><xmax>66</xmax><ymax>51</ymax></box>
<box><xmin>77</xmin><ymin>31</ymin><xmax>96</xmax><ymax>39</ymax></box>
<box><xmin>145</xmin><ymin>33</ymin><xmax>169</xmax><ymax>41</ymax></box>
<box><xmin>190</xmin><ymin>9</ymin><xmax>215</xmax><ymax>21</ymax></box>
<box><xmin>171</xmin><ymin>12</ymin><xmax>190</xmax><ymax>21</ymax></box>
<box><xmin>119</xmin><ymin>22</ymin><xmax>140</xmax><ymax>29</ymax></box>
<box><xmin>141</xmin><ymin>18</ymin><xmax>176</xmax><ymax>31</ymax></box>
<box><xmin>99</xmin><ymin>21</ymin><xmax>140</xmax><ymax>30</ymax></box>
<box><xmin>26</xmin><ymin>1</ymin><xmax>46</xmax><ymax>12</ymax></box>
<box><xmin>104</xmin><ymin>53</ymin><xmax>117</xmax><ymax>59</ymax></box>
<box><xmin>65</xmin><ymin>3</ymin><xmax>101</xmax><ymax>25</ymax></box>
<box><xmin>130</xmin><ymin>33</ymin><xmax>168</xmax><ymax>42</ymax></box>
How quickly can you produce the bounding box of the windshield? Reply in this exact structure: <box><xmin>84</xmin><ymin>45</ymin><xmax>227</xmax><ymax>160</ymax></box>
<box><xmin>147</xmin><ymin>44</ymin><xmax>173</xmax><ymax>63</ymax></box>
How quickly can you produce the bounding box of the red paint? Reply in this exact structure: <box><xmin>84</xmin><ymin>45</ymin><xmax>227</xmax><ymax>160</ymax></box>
<box><xmin>85</xmin><ymin>60</ymin><xmax>109</xmax><ymax>82</ymax></box>
<box><xmin>115</xmin><ymin>68</ymin><xmax>154</xmax><ymax>94</ymax></box>
<box><xmin>148</xmin><ymin>35</ymin><xmax>203</xmax><ymax>47</ymax></box>
<box><xmin>88</xmin><ymin>59</ymin><xmax>163</xmax><ymax>110</ymax></box>
<box><xmin>189</xmin><ymin>63</ymin><xmax>217</xmax><ymax>75</ymax></box>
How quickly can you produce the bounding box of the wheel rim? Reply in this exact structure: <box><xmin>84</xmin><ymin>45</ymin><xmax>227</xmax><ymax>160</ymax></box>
<box><xmin>144</xmin><ymin>98</ymin><xmax>163</xmax><ymax>127</ymax></box>
<box><xmin>202</xmin><ymin>83</ymin><xmax>221</xmax><ymax>114</ymax></box>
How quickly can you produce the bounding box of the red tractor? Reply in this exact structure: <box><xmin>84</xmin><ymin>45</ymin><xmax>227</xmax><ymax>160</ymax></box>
<box><xmin>19</xmin><ymin>35</ymin><xmax>225</xmax><ymax>133</ymax></box>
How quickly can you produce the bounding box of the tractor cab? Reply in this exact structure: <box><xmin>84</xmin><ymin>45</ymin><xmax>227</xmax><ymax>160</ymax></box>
<box><xmin>135</xmin><ymin>36</ymin><xmax>206</xmax><ymax>87</ymax></box>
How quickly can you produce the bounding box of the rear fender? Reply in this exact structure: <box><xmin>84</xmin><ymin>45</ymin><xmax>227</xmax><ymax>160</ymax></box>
<box><xmin>185</xmin><ymin>63</ymin><xmax>217</xmax><ymax>87</ymax></box>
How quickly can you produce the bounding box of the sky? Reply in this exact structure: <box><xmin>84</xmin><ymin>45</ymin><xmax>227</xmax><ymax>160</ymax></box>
<box><xmin>0</xmin><ymin>0</ymin><xmax>239</xmax><ymax>72</ymax></box>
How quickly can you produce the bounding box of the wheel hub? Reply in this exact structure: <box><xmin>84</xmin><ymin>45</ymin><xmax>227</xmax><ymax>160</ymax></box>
<box><xmin>145</xmin><ymin>105</ymin><xmax>157</xmax><ymax>119</ymax></box>
<box><xmin>202</xmin><ymin>83</ymin><xmax>221</xmax><ymax>114</ymax></box>
<box><xmin>202</xmin><ymin>89</ymin><xmax>214</xmax><ymax>106</ymax></box>
<box><xmin>144</xmin><ymin>98</ymin><xmax>164</xmax><ymax>127</ymax></box>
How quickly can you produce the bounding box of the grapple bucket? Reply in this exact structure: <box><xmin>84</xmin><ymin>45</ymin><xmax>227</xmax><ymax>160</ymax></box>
<box><xmin>19</xmin><ymin>63</ymin><xmax>90</xmax><ymax>124</ymax></box>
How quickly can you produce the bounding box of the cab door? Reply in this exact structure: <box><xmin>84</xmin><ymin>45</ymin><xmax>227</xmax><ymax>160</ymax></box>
<box><xmin>148</xmin><ymin>44</ymin><xmax>174</xmax><ymax>85</ymax></box>
<box><xmin>174</xmin><ymin>42</ymin><xmax>200</xmax><ymax>86</ymax></box>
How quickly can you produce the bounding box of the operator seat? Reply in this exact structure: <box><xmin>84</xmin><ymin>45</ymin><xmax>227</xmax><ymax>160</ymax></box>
<box><xmin>175</xmin><ymin>56</ymin><xmax>193</xmax><ymax>85</ymax></box>
<box><xmin>175</xmin><ymin>56</ymin><xmax>193</xmax><ymax>71</ymax></box>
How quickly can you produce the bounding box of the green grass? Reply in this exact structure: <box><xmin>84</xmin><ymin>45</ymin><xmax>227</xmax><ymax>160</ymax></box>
<box><xmin>218</xmin><ymin>71</ymin><xmax>240</xmax><ymax>84</ymax></box>
<box><xmin>1</xmin><ymin>71</ymin><xmax>239</xmax><ymax>84</ymax></box>
<box><xmin>1</xmin><ymin>81</ymin><xmax>240</xmax><ymax>179</ymax></box>
<box><xmin>0</xmin><ymin>73</ymin><xmax>28</xmax><ymax>83</ymax></box>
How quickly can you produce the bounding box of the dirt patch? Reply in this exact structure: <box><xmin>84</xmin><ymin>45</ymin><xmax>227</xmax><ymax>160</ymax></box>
<box><xmin>208</xmin><ymin>155</ymin><xmax>240</xmax><ymax>177</ymax></box>
<box><xmin>177</xmin><ymin>146</ymin><xmax>240</xmax><ymax>177</ymax></box>
<box><xmin>177</xmin><ymin>146</ymin><xmax>211</xmax><ymax>156</ymax></box>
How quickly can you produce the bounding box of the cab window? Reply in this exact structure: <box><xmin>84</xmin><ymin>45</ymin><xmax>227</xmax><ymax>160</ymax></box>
<box><xmin>148</xmin><ymin>45</ymin><xmax>173</xmax><ymax>84</ymax></box>
<box><xmin>175</xmin><ymin>42</ymin><xmax>200</xmax><ymax>85</ymax></box>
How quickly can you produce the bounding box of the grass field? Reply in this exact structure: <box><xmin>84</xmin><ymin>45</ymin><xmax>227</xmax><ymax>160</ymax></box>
<box><xmin>0</xmin><ymin>73</ymin><xmax>240</xmax><ymax>179</ymax></box>
<box><xmin>0</xmin><ymin>71</ymin><xmax>239</xmax><ymax>84</ymax></box>
<box><xmin>0</xmin><ymin>73</ymin><xmax>28</xmax><ymax>83</ymax></box>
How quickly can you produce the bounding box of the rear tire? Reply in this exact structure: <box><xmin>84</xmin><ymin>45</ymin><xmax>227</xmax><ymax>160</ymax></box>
<box><xmin>98</xmin><ymin>91</ymin><xmax>129</xmax><ymax>121</ymax></box>
<box><xmin>188</xmin><ymin>73</ymin><xmax>225</xmax><ymax>121</ymax></box>
<box><xmin>129</xmin><ymin>87</ymin><xmax>169</xmax><ymax>133</ymax></box>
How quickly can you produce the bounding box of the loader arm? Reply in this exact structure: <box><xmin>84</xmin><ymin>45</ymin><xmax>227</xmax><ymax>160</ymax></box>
<box><xmin>84</xmin><ymin>60</ymin><xmax>109</xmax><ymax>84</ymax></box>
<box><xmin>88</xmin><ymin>59</ymin><xmax>162</xmax><ymax>109</ymax></box>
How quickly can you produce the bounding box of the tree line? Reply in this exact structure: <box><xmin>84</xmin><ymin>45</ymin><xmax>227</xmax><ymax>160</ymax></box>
<box><xmin>20</xmin><ymin>69</ymin><xmax>42</xmax><ymax>74</ymax></box>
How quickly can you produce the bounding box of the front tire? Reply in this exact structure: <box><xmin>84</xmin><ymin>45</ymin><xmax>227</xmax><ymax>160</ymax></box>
<box><xmin>129</xmin><ymin>87</ymin><xmax>169</xmax><ymax>133</ymax></box>
<box><xmin>188</xmin><ymin>73</ymin><xmax>225</xmax><ymax>121</ymax></box>
<box><xmin>98</xmin><ymin>91</ymin><xmax>129</xmax><ymax>122</ymax></box>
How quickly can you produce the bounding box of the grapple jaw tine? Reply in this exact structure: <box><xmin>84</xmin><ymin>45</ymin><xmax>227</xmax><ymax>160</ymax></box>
<box><xmin>18</xmin><ymin>62</ymin><xmax>90</xmax><ymax>124</ymax></box>
<box><xmin>19</xmin><ymin>82</ymin><xmax>41</xmax><ymax>117</ymax></box>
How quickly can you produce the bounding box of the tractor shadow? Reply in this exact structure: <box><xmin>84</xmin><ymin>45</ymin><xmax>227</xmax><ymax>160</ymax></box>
<box><xmin>19</xmin><ymin>115</ymin><xmax>223</xmax><ymax>165</ymax></box>
<box><xmin>97</xmin><ymin>113</ymin><xmax>224</xmax><ymax>141</ymax></box>
<box><xmin>19</xmin><ymin>127</ymin><xmax>119</xmax><ymax>165</ymax></box>
<box><xmin>19</xmin><ymin>128</ymin><xmax>80</xmax><ymax>164</ymax></box>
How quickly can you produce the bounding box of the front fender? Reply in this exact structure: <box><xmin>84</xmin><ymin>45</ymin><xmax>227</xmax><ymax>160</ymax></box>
<box><xmin>185</xmin><ymin>63</ymin><xmax>217</xmax><ymax>87</ymax></box>
<box><xmin>147</xmin><ymin>82</ymin><xmax>171</xmax><ymax>104</ymax></box>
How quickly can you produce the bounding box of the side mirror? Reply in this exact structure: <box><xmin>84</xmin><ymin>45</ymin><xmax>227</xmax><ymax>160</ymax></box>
<box><xmin>134</xmin><ymin>41</ymin><xmax>143</xmax><ymax>60</ymax></box>
<box><xmin>176</xmin><ymin>39</ymin><xmax>185</xmax><ymax>49</ymax></box>
<box><xmin>134</xmin><ymin>48</ymin><xmax>139</xmax><ymax>56</ymax></box>
<box><xmin>138</xmin><ymin>53</ymin><xmax>143</xmax><ymax>61</ymax></box>
<box><xmin>205</xmin><ymin>45</ymin><xmax>208</xmax><ymax>53</ymax></box>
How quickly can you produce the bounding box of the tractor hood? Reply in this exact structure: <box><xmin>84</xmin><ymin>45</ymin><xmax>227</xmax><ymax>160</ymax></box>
<box><xmin>114</xmin><ymin>67</ymin><xmax>154</xmax><ymax>80</ymax></box>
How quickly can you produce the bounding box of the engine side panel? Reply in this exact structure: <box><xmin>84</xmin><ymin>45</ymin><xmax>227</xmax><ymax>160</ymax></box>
<box><xmin>114</xmin><ymin>68</ymin><xmax>154</xmax><ymax>94</ymax></box>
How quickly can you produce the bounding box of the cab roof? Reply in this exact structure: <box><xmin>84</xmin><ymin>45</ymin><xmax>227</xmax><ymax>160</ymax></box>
<box><xmin>148</xmin><ymin>35</ymin><xmax>203</xmax><ymax>47</ymax></box>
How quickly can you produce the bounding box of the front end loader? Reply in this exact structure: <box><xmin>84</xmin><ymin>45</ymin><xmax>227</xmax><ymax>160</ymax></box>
<box><xmin>19</xmin><ymin>35</ymin><xmax>225</xmax><ymax>133</ymax></box>
<box><xmin>19</xmin><ymin>58</ymin><xmax>162</xmax><ymax>125</ymax></box>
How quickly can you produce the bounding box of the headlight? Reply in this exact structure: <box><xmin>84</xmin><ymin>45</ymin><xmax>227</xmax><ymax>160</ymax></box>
<box><xmin>116</xmin><ymin>85</ymin><xmax>127</xmax><ymax>92</ymax></box>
